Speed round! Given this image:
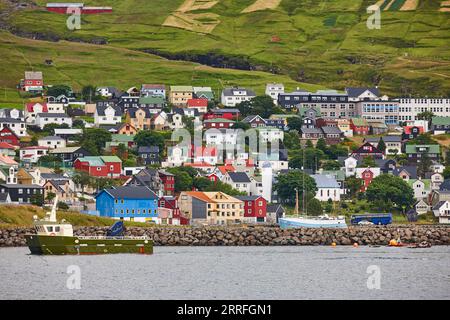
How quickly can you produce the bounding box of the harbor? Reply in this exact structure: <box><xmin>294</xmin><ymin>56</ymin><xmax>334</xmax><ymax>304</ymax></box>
<box><xmin>1</xmin><ymin>246</ymin><xmax>449</xmax><ymax>300</ymax></box>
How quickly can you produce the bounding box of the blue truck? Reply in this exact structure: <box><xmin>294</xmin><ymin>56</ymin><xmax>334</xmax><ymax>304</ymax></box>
<box><xmin>350</xmin><ymin>213</ymin><xmax>393</xmax><ymax>226</ymax></box>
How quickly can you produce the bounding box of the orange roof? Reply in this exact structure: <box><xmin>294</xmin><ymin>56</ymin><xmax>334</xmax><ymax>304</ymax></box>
<box><xmin>218</xmin><ymin>164</ymin><xmax>235</xmax><ymax>175</ymax></box>
<box><xmin>0</xmin><ymin>142</ymin><xmax>16</xmax><ymax>149</ymax></box>
<box><xmin>182</xmin><ymin>191</ymin><xmax>215</xmax><ymax>203</ymax></box>
<box><xmin>0</xmin><ymin>154</ymin><xmax>18</xmax><ymax>165</ymax></box>
<box><xmin>184</xmin><ymin>162</ymin><xmax>215</xmax><ymax>167</ymax></box>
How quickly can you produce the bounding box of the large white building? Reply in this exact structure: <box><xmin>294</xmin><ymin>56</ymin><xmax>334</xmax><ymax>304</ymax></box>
<box><xmin>205</xmin><ymin>129</ymin><xmax>238</xmax><ymax>146</ymax></box>
<box><xmin>398</xmin><ymin>98</ymin><xmax>450</xmax><ymax>122</ymax></box>
<box><xmin>221</xmin><ymin>87</ymin><xmax>256</xmax><ymax>107</ymax></box>
<box><xmin>265</xmin><ymin>83</ymin><xmax>284</xmax><ymax>105</ymax></box>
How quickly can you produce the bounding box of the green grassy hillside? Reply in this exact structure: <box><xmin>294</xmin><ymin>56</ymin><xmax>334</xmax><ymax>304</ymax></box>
<box><xmin>1</xmin><ymin>0</ymin><xmax>449</xmax><ymax>97</ymax></box>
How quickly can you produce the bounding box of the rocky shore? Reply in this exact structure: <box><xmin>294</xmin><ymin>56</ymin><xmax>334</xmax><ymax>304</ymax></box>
<box><xmin>0</xmin><ymin>225</ymin><xmax>449</xmax><ymax>247</ymax></box>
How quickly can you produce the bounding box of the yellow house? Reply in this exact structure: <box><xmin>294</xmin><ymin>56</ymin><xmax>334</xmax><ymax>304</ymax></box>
<box><xmin>178</xmin><ymin>191</ymin><xmax>244</xmax><ymax>225</ymax></box>
<box><xmin>169</xmin><ymin>86</ymin><xmax>193</xmax><ymax>106</ymax></box>
<box><xmin>126</xmin><ymin>107</ymin><xmax>153</xmax><ymax>131</ymax></box>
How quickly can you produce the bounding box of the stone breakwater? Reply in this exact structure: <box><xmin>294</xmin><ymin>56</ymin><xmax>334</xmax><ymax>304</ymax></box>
<box><xmin>0</xmin><ymin>225</ymin><xmax>449</xmax><ymax>247</ymax></box>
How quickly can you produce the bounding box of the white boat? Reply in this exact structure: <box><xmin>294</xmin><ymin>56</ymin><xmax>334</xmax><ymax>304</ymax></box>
<box><xmin>279</xmin><ymin>215</ymin><xmax>348</xmax><ymax>229</ymax></box>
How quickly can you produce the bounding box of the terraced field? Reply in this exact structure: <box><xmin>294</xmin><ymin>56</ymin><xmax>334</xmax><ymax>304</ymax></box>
<box><xmin>0</xmin><ymin>0</ymin><xmax>449</xmax><ymax>101</ymax></box>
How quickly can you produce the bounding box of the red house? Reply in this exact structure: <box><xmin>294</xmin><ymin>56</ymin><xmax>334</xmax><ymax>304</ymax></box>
<box><xmin>158</xmin><ymin>196</ymin><xmax>189</xmax><ymax>225</ymax></box>
<box><xmin>359</xmin><ymin>168</ymin><xmax>375</xmax><ymax>192</ymax></box>
<box><xmin>0</xmin><ymin>127</ymin><xmax>20</xmax><ymax>147</ymax></box>
<box><xmin>158</xmin><ymin>170</ymin><xmax>175</xmax><ymax>196</ymax></box>
<box><xmin>203</xmin><ymin>108</ymin><xmax>240</xmax><ymax>121</ymax></box>
<box><xmin>350</xmin><ymin>118</ymin><xmax>370</xmax><ymax>135</ymax></box>
<box><xmin>187</xmin><ymin>98</ymin><xmax>208</xmax><ymax>113</ymax></box>
<box><xmin>203</xmin><ymin>118</ymin><xmax>235</xmax><ymax>129</ymax></box>
<box><xmin>351</xmin><ymin>142</ymin><xmax>384</xmax><ymax>160</ymax></box>
<box><xmin>73</xmin><ymin>156</ymin><xmax>122</xmax><ymax>178</ymax></box>
<box><xmin>206</xmin><ymin>173</ymin><xmax>220</xmax><ymax>183</ymax></box>
<box><xmin>20</xmin><ymin>71</ymin><xmax>44</xmax><ymax>93</ymax></box>
<box><xmin>236</xmin><ymin>195</ymin><xmax>267</xmax><ymax>223</ymax></box>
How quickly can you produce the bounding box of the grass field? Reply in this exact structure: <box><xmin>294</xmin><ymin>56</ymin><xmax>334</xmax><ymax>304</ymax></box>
<box><xmin>0</xmin><ymin>204</ymin><xmax>157</xmax><ymax>228</ymax></box>
<box><xmin>0</xmin><ymin>0</ymin><xmax>449</xmax><ymax>97</ymax></box>
<box><xmin>0</xmin><ymin>31</ymin><xmax>323</xmax><ymax>105</ymax></box>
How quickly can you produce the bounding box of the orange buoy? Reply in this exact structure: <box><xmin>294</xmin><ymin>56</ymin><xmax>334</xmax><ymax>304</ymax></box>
<box><xmin>353</xmin><ymin>243</ymin><xmax>359</xmax><ymax>248</ymax></box>
<box><xmin>389</xmin><ymin>239</ymin><xmax>398</xmax><ymax>247</ymax></box>
<box><xmin>331</xmin><ymin>242</ymin><xmax>336</xmax><ymax>247</ymax></box>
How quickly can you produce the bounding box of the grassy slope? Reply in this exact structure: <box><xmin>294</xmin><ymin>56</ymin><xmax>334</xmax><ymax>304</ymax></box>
<box><xmin>0</xmin><ymin>204</ymin><xmax>159</xmax><ymax>228</ymax></box>
<box><xmin>0</xmin><ymin>31</ymin><xmax>323</xmax><ymax>105</ymax></box>
<box><xmin>3</xmin><ymin>0</ymin><xmax>449</xmax><ymax>96</ymax></box>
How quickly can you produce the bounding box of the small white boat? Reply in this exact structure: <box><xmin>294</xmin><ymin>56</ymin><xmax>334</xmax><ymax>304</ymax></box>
<box><xmin>279</xmin><ymin>215</ymin><xmax>347</xmax><ymax>229</ymax></box>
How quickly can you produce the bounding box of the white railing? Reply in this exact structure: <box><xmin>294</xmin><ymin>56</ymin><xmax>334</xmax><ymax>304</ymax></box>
<box><xmin>77</xmin><ymin>236</ymin><xmax>149</xmax><ymax>240</ymax></box>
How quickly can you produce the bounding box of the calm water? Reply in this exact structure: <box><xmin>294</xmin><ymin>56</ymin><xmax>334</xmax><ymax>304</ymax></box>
<box><xmin>0</xmin><ymin>246</ymin><xmax>449</xmax><ymax>300</ymax></box>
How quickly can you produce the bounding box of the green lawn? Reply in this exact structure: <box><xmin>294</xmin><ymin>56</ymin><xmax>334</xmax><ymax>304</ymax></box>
<box><xmin>1</xmin><ymin>0</ymin><xmax>447</xmax><ymax>96</ymax></box>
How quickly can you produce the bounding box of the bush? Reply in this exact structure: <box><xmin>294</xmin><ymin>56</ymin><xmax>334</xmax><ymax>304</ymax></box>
<box><xmin>57</xmin><ymin>202</ymin><xmax>69</xmax><ymax>210</ymax></box>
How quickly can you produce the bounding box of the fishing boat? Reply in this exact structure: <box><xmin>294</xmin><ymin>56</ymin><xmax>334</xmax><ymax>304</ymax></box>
<box><xmin>279</xmin><ymin>215</ymin><xmax>347</xmax><ymax>229</ymax></box>
<box><xmin>25</xmin><ymin>197</ymin><xmax>153</xmax><ymax>255</ymax></box>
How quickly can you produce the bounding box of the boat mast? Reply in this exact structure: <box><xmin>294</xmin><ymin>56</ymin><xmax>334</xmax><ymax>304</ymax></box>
<box><xmin>45</xmin><ymin>195</ymin><xmax>59</xmax><ymax>222</ymax></box>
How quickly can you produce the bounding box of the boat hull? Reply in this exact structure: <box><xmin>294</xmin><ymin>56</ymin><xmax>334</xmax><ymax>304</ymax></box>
<box><xmin>279</xmin><ymin>218</ymin><xmax>347</xmax><ymax>229</ymax></box>
<box><xmin>25</xmin><ymin>234</ymin><xmax>153</xmax><ymax>255</ymax></box>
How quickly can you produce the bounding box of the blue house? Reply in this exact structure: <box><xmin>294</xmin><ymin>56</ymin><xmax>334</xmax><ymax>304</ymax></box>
<box><xmin>95</xmin><ymin>186</ymin><xmax>159</xmax><ymax>223</ymax></box>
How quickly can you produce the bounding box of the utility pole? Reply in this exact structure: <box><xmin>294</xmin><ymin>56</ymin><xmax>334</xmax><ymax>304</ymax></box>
<box><xmin>294</xmin><ymin>187</ymin><xmax>299</xmax><ymax>216</ymax></box>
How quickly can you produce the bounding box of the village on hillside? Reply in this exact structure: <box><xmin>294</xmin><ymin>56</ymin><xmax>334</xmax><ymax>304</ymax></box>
<box><xmin>2</xmin><ymin>70</ymin><xmax>450</xmax><ymax>226</ymax></box>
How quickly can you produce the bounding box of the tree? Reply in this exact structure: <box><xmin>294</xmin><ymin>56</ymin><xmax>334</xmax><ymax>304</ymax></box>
<box><xmin>417</xmin><ymin>111</ymin><xmax>434</xmax><ymax>123</ymax></box>
<box><xmin>115</xmin><ymin>143</ymin><xmax>128</xmax><ymax>161</ymax></box>
<box><xmin>233</xmin><ymin>121</ymin><xmax>251</xmax><ymax>130</ymax></box>
<box><xmin>72</xmin><ymin>170</ymin><xmax>92</xmax><ymax>195</ymax></box>
<box><xmin>377</xmin><ymin>137</ymin><xmax>386</xmax><ymax>153</ymax></box>
<box><xmin>81</xmin><ymin>85</ymin><xmax>99</xmax><ymax>103</ymax></box>
<box><xmin>284</xmin><ymin>130</ymin><xmax>301</xmax><ymax>150</ymax></box>
<box><xmin>287</xmin><ymin>117</ymin><xmax>302</xmax><ymax>131</ymax></box>
<box><xmin>361</xmin><ymin>156</ymin><xmax>376</xmax><ymax>167</ymax></box>
<box><xmin>30</xmin><ymin>194</ymin><xmax>44</xmax><ymax>207</ymax></box>
<box><xmin>47</xmin><ymin>85</ymin><xmax>72</xmax><ymax>97</ymax></box>
<box><xmin>316</xmin><ymin>138</ymin><xmax>327</xmax><ymax>153</ymax></box>
<box><xmin>366</xmin><ymin>174</ymin><xmax>415</xmax><ymax>210</ymax></box>
<box><xmin>406</xmin><ymin>133</ymin><xmax>435</xmax><ymax>145</ymax></box>
<box><xmin>43</xmin><ymin>123</ymin><xmax>69</xmax><ymax>135</ymax></box>
<box><xmin>274</xmin><ymin>170</ymin><xmax>317</xmax><ymax>205</ymax></box>
<box><xmin>134</xmin><ymin>130</ymin><xmax>165</xmax><ymax>152</ymax></box>
<box><xmin>166</xmin><ymin>168</ymin><xmax>193</xmax><ymax>192</ymax></box>
<box><xmin>46</xmin><ymin>192</ymin><xmax>56</xmax><ymax>203</ymax></box>
<box><xmin>443</xmin><ymin>166</ymin><xmax>450</xmax><ymax>179</ymax></box>
<box><xmin>321</xmin><ymin>160</ymin><xmax>341</xmax><ymax>171</ymax></box>
<box><xmin>193</xmin><ymin>177</ymin><xmax>213</xmax><ymax>191</ymax></box>
<box><xmin>80</xmin><ymin>128</ymin><xmax>112</xmax><ymax>155</ymax></box>
<box><xmin>289</xmin><ymin>148</ymin><xmax>325</xmax><ymax>171</ymax></box>
<box><xmin>205</xmin><ymin>181</ymin><xmax>246</xmax><ymax>196</ymax></box>
<box><xmin>417</xmin><ymin>153</ymin><xmax>432</xmax><ymax>178</ymax></box>
<box><xmin>73</xmin><ymin>119</ymin><xmax>85</xmax><ymax>129</ymax></box>
<box><xmin>307</xmin><ymin>198</ymin><xmax>323</xmax><ymax>216</ymax></box>
<box><xmin>345</xmin><ymin>176</ymin><xmax>363</xmax><ymax>198</ymax></box>
<box><xmin>57</xmin><ymin>201</ymin><xmax>69</xmax><ymax>210</ymax></box>
<box><xmin>236</xmin><ymin>95</ymin><xmax>281</xmax><ymax>118</ymax></box>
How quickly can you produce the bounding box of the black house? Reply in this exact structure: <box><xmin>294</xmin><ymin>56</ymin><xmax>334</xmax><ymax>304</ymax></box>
<box><xmin>49</xmin><ymin>146</ymin><xmax>91</xmax><ymax>166</ymax></box>
<box><xmin>138</xmin><ymin>146</ymin><xmax>160</xmax><ymax>166</ymax></box>
<box><xmin>0</xmin><ymin>184</ymin><xmax>43</xmax><ymax>204</ymax></box>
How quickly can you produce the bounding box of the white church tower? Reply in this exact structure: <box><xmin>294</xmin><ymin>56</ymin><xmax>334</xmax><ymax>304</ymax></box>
<box><xmin>261</xmin><ymin>161</ymin><xmax>273</xmax><ymax>203</ymax></box>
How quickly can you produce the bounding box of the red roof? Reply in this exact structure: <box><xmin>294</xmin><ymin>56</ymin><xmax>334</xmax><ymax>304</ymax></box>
<box><xmin>0</xmin><ymin>142</ymin><xmax>16</xmax><ymax>149</ymax></box>
<box><xmin>184</xmin><ymin>162</ymin><xmax>215</xmax><ymax>168</ymax></box>
<box><xmin>404</xmin><ymin>126</ymin><xmax>424</xmax><ymax>134</ymax></box>
<box><xmin>218</xmin><ymin>164</ymin><xmax>235</xmax><ymax>175</ymax></box>
<box><xmin>26</xmin><ymin>102</ymin><xmax>48</xmax><ymax>113</ymax></box>
<box><xmin>187</xmin><ymin>98</ymin><xmax>208</xmax><ymax>108</ymax></box>
<box><xmin>190</xmin><ymin>146</ymin><xmax>217</xmax><ymax>157</ymax></box>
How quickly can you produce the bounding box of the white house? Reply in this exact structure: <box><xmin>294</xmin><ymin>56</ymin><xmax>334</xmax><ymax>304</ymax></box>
<box><xmin>346</xmin><ymin>87</ymin><xmax>380</xmax><ymax>102</ymax></box>
<box><xmin>205</xmin><ymin>129</ymin><xmax>238</xmax><ymax>146</ymax></box>
<box><xmin>265</xmin><ymin>83</ymin><xmax>284</xmax><ymax>105</ymax></box>
<box><xmin>0</xmin><ymin>108</ymin><xmax>24</xmax><ymax>120</ymax></box>
<box><xmin>312</xmin><ymin>174</ymin><xmax>344</xmax><ymax>202</ymax></box>
<box><xmin>430</xmin><ymin>162</ymin><xmax>445</xmax><ymax>174</ymax></box>
<box><xmin>344</xmin><ymin>156</ymin><xmax>358</xmax><ymax>177</ymax></box>
<box><xmin>221</xmin><ymin>87</ymin><xmax>256</xmax><ymax>107</ymax></box>
<box><xmin>414</xmin><ymin>199</ymin><xmax>429</xmax><ymax>215</ymax></box>
<box><xmin>409</xmin><ymin>179</ymin><xmax>431</xmax><ymax>200</ymax></box>
<box><xmin>35</xmin><ymin>113</ymin><xmax>72</xmax><ymax>129</ymax></box>
<box><xmin>0</xmin><ymin>119</ymin><xmax>27</xmax><ymax>137</ymax></box>
<box><xmin>94</xmin><ymin>105</ymin><xmax>123</xmax><ymax>126</ymax></box>
<box><xmin>163</xmin><ymin>145</ymin><xmax>189</xmax><ymax>167</ymax></box>
<box><xmin>25</xmin><ymin>103</ymin><xmax>64</xmax><ymax>125</ymax></box>
<box><xmin>258</xmin><ymin>127</ymin><xmax>284</xmax><ymax>143</ymax></box>
<box><xmin>432</xmin><ymin>201</ymin><xmax>450</xmax><ymax>224</ymax></box>
<box><xmin>20</xmin><ymin>146</ymin><xmax>49</xmax><ymax>163</ymax></box>
<box><xmin>38</xmin><ymin>136</ymin><xmax>66</xmax><ymax>149</ymax></box>
<box><xmin>223</xmin><ymin>172</ymin><xmax>252</xmax><ymax>194</ymax></box>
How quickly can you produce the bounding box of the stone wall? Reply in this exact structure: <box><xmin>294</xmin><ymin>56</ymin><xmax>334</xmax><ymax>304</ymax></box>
<box><xmin>1</xmin><ymin>225</ymin><xmax>449</xmax><ymax>247</ymax></box>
